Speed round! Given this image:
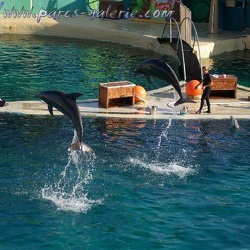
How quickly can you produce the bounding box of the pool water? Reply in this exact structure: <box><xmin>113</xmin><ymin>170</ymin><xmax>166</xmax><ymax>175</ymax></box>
<box><xmin>0</xmin><ymin>35</ymin><xmax>250</xmax><ymax>249</ymax></box>
<box><xmin>0</xmin><ymin>34</ymin><xmax>174</xmax><ymax>102</ymax></box>
<box><xmin>205</xmin><ymin>49</ymin><xmax>250</xmax><ymax>87</ymax></box>
<box><xmin>1</xmin><ymin>35</ymin><xmax>250</xmax><ymax>104</ymax></box>
<box><xmin>0</xmin><ymin>114</ymin><xmax>249</xmax><ymax>249</ymax></box>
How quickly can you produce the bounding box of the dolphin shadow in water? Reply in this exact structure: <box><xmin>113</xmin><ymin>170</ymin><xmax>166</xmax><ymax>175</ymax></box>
<box><xmin>134</xmin><ymin>57</ymin><xmax>196</xmax><ymax>106</ymax></box>
<box><xmin>36</xmin><ymin>90</ymin><xmax>93</xmax><ymax>153</ymax></box>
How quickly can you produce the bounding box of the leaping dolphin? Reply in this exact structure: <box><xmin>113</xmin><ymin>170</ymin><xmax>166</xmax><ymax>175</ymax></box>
<box><xmin>36</xmin><ymin>90</ymin><xmax>93</xmax><ymax>153</ymax></box>
<box><xmin>134</xmin><ymin>58</ymin><xmax>196</xmax><ymax>106</ymax></box>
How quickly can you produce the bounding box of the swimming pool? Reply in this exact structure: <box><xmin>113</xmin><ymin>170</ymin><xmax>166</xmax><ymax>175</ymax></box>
<box><xmin>0</xmin><ymin>34</ymin><xmax>174</xmax><ymax>102</ymax></box>
<box><xmin>0</xmin><ymin>35</ymin><xmax>249</xmax><ymax>249</ymax></box>
<box><xmin>0</xmin><ymin>113</ymin><xmax>249</xmax><ymax>249</ymax></box>
<box><xmin>1</xmin><ymin>34</ymin><xmax>250</xmax><ymax>104</ymax></box>
<box><xmin>204</xmin><ymin>49</ymin><xmax>250</xmax><ymax>88</ymax></box>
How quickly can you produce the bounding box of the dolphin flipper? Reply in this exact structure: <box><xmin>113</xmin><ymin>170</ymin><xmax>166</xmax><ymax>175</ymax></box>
<box><xmin>48</xmin><ymin>105</ymin><xmax>54</xmax><ymax>116</ymax></box>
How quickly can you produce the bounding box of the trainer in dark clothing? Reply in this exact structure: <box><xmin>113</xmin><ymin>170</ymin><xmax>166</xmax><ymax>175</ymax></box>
<box><xmin>195</xmin><ymin>66</ymin><xmax>213</xmax><ymax>114</ymax></box>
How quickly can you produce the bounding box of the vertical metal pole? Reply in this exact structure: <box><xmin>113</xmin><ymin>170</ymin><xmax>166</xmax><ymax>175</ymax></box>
<box><xmin>170</xmin><ymin>18</ymin><xmax>172</xmax><ymax>43</ymax></box>
<box><xmin>211</xmin><ymin>4</ymin><xmax>215</xmax><ymax>33</ymax></box>
<box><xmin>243</xmin><ymin>0</ymin><xmax>247</xmax><ymax>30</ymax></box>
<box><xmin>209</xmin><ymin>0</ymin><xmax>218</xmax><ymax>33</ymax></box>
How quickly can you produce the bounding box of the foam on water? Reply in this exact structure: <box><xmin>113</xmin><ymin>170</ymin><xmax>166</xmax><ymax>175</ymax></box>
<box><xmin>128</xmin><ymin>157</ymin><xmax>195</xmax><ymax>179</ymax></box>
<box><xmin>128</xmin><ymin>116</ymin><xmax>196</xmax><ymax>179</ymax></box>
<box><xmin>41</xmin><ymin>188</ymin><xmax>101</xmax><ymax>213</ymax></box>
<box><xmin>42</xmin><ymin>150</ymin><xmax>103</xmax><ymax>213</ymax></box>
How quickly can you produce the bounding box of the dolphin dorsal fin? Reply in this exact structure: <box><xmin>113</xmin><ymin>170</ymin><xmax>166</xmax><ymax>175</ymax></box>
<box><xmin>48</xmin><ymin>105</ymin><xmax>54</xmax><ymax>116</ymax></box>
<box><xmin>66</xmin><ymin>93</ymin><xmax>83</xmax><ymax>101</ymax></box>
<box><xmin>158</xmin><ymin>55</ymin><xmax>168</xmax><ymax>63</ymax></box>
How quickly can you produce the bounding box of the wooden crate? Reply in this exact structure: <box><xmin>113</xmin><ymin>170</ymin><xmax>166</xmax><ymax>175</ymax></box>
<box><xmin>211</xmin><ymin>75</ymin><xmax>237</xmax><ymax>98</ymax></box>
<box><xmin>99</xmin><ymin>81</ymin><xmax>135</xmax><ymax>108</ymax></box>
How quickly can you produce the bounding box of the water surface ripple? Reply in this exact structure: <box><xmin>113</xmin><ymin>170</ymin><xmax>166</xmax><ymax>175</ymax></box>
<box><xmin>0</xmin><ymin>114</ymin><xmax>249</xmax><ymax>249</ymax></box>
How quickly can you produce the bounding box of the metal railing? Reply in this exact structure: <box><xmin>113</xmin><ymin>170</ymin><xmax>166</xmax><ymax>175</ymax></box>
<box><xmin>179</xmin><ymin>17</ymin><xmax>203</xmax><ymax>80</ymax></box>
<box><xmin>160</xmin><ymin>4</ymin><xmax>202</xmax><ymax>81</ymax></box>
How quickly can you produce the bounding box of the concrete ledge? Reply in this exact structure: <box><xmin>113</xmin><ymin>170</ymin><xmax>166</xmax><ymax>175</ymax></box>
<box><xmin>0</xmin><ymin>16</ymin><xmax>249</xmax><ymax>58</ymax></box>
<box><xmin>1</xmin><ymin>85</ymin><xmax>250</xmax><ymax>119</ymax></box>
<box><xmin>196</xmin><ymin>36</ymin><xmax>248</xmax><ymax>58</ymax></box>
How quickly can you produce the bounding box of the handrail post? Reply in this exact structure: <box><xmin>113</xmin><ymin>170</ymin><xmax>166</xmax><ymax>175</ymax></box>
<box><xmin>170</xmin><ymin>17</ymin><xmax>186</xmax><ymax>82</ymax></box>
<box><xmin>180</xmin><ymin>17</ymin><xmax>203</xmax><ymax>80</ymax></box>
<box><xmin>159</xmin><ymin>4</ymin><xmax>202</xmax><ymax>81</ymax></box>
<box><xmin>170</xmin><ymin>18</ymin><xmax>172</xmax><ymax>43</ymax></box>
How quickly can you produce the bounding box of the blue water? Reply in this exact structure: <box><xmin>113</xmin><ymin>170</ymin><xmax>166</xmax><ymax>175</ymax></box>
<box><xmin>0</xmin><ymin>35</ymin><xmax>250</xmax><ymax>249</ymax></box>
<box><xmin>0</xmin><ymin>114</ymin><xmax>249</xmax><ymax>249</ymax></box>
<box><xmin>1</xmin><ymin>35</ymin><xmax>250</xmax><ymax>104</ymax></box>
<box><xmin>206</xmin><ymin>49</ymin><xmax>250</xmax><ymax>87</ymax></box>
<box><xmin>0</xmin><ymin>34</ymin><xmax>173</xmax><ymax>102</ymax></box>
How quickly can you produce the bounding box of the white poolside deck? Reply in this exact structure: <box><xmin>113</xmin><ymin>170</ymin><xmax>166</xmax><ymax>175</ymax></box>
<box><xmin>1</xmin><ymin>84</ymin><xmax>249</xmax><ymax>119</ymax></box>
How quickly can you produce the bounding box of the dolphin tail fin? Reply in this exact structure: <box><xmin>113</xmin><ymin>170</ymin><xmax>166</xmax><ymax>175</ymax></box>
<box><xmin>174</xmin><ymin>98</ymin><xmax>196</xmax><ymax>106</ymax></box>
<box><xmin>230</xmin><ymin>116</ymin><xmax>240</xmax><ymax>129</ymax></box>
<box><xmin>68</xmin><ymin>141</ymin><xmax>94</xmax><ymax>153</ymax></box>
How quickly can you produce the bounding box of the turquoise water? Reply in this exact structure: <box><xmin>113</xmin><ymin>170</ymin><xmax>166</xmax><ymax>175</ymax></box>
<box><xmin>0</xmin><ymin>114</ymin><xmax>249</xmax><ymax>249</ymax></box>
<box><xmin>0</xmin><ymin>34</ymin><xmax>172</xmax><ymax>102</ymax></box>
<box><xmin>206</xmin><ymin>49</ymin><xmax>250</xmax><ymax>87</ymax></box>
<box><xmin>1</xmin><ymin>35</ymin><xmax>250</xmax><ymax>104</ymax></box>
<box><xmin>0</xmin><ymin>35</ymin><xmax>250</xmax><ymax>249</ymax></box>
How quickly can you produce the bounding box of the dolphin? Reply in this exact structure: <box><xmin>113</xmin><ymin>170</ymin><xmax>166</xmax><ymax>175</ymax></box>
<box><xmin>134</xmin><ymin>58</ymin><xmax>196</xmax><ymax>106</ymax></box>
<box><xmin>0</xmin><ymin>98</ymin><xmax>5</xmax><ymax>107</ymax></box>
<box><xmin>230</xmin><ymin>115</ymin><xmax>240</xmax><ymax>130</ymax></box>
<box><xmin>36</xmin><ymin>90</ymin><xmax>93</xmax><ymax>153</ymax></box>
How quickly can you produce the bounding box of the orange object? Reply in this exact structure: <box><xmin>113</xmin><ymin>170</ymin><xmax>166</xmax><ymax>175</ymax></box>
<box><xmin>134</xmin><ymin>85</ymin><xmax>146</xmax><ymax>102</ymax></box>
<box><xmin>186</xmin><ymin>80</ymin><xmax>203</xmax><ymax>96</ymax></box>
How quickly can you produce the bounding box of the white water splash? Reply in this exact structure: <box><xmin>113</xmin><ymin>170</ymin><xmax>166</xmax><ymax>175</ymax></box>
<box><xmin>130</xmin><ymin>116</ymin><xmax>196</xmax><ymax>179</ymax></box>
<box><xmin>42</xmin><ymin>151</ymin><xmax>103</xmax><ymax>213</ymax></box>
<box><xmin>129</xmin><ymin>157</ymin><xmax>195</xmax><ymax>179</ymax></box>
<box><xmin>156</xmin><ymin>118</ymin><xmax>173</xmax><ymax>158</ymax></box>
